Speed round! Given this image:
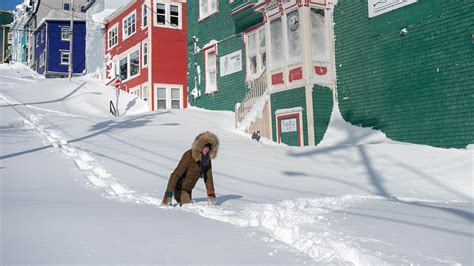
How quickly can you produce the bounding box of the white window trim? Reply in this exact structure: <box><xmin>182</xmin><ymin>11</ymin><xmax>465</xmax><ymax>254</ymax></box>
<box><xmin>60</xmin><ymin>51</ymin><xmax>70</xmax><ymax>65</ymax></box>
<box><xmin>129</xmin><ymin>86</ymin><xmax>140</xmax><ymax>97</ymax></box>
<box><xmin>116</xmin><ymin>44</ymin><xmax>141</xmax><ymax>82</ymax></box>
<box><xmin>154</xmin><ymin>84</ymin><xmax>184</xmax><ymax>110</ymax></box>
<box><xmin>107</xmin><ymin>24</ymin><xmax>118</xmax><ymax>50</ymax></box>
<box><xmin>39</xmin><ymin>51</ymin><xmax>45</xmax><ymax>67</ymax></box>
<box><xmin>142</xmin><ymin>40</ymin><xmax>148</xmax><ymax>68</ymax></box>
<box><xmin>63</xmin><ymin>1</ymin><xmax>70</xmax><ymax>11</ymax></box>
<box><xmin>141</xmin><ymin>82</ymin><xmax>148</xmax><ymax>101</ymax></box>
<box><xmin>154</xmin><ymin>2</ymin><xmax>182</xmax><ymax>30</ymax></box>
<box><xmin>141</xmin><ymin>4</ymin><xmax>149</xmax><ymax>29</ymax></box>
<box><xmin>199</xmin><ymin>0</ymin><xmax>218</xmax><ymax>21</ymax></box>
<box><xmin>204</xmin><ymin>44</ymin><xmax>218</xmax><ymax>94</ymax></box>
<box><xmin>245</xmin><ymin>26</ymin><xmax>266</xmax><ymax>81</ymax></box>
<box><xmin>122</xmin><ymin>10</ymin><xmax>137</xmax><ymax>41</ymax></box>
<box><xmin>61</xmin><ymin>27</ymin><xmax>70</xmax><ymax>41</ymax></box>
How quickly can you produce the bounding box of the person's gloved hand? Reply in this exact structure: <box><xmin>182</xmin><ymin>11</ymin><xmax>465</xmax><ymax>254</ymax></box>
<box><xmin>162</xmin><ymin>192</ymin><xmax>173</xmax><ymax>206</ymax></box>
<box><xmin>208</xmin><ymin>196</ymin><xmax>216</xmax><ymax>206</ymax></box>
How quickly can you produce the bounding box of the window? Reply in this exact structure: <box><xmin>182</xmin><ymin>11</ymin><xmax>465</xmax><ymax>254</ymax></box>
<box><xmin>63</xmin><ymin>2</ymin><xmax>70</xmax><ymax>11</ymax></box>
<box><xmin>117</xmin><ymin>47</ymin><xmax>140</xmax><ymax>81</ymax></box>
<box><xmin>141</xmin><ymin>84</ymin><xmax>148</xmax><ymax>101</ymax></box>
<box><xmin>171</xmin><ymin>88</ymin><xmax>180</xmax><ymax>109</ymax></box>
<box><xmin>287</xmin><ymin>10</ymin><xmax>301</xmax><ymax>66</ymax></box>
<box><xmin>61</xmin><ymin>27</ymin><xmax>70</xmax><ymax>41</ymax></box>
<box><xmin>170</xmin><ymin>5</ymin><xmax>179</xmax><ymax>27</ymax></box>
<box><xmin>155</xmin><ymin>85</ymin><xmax>182</xmax><ymax>109</ymax></box>
<box><xmin>311</xmin><ymin>8</ymin><xmax>328</xmax><ymax>63</ymax></box>
<box><xmin>142</xmin><ymin>4</ymin><xmax>148</xmax><ymax>28</ymax></box>
<box><xmin>35</xmin><ymin>36</ymin><xmax>38</xmax><ymax>47</ymax></box>
<box><xmin>155</xmin><ymin>3</ymin><xmax>182</xmax><ymax>29</ymax></box>
<box><xmin>245</xmin><ymin>27</ymin><xmax>266</xmax><ymax>79</ymax></box>
<box><xmin>142</xmin><ymin>41</ymin><xmax>148</xmax><ymax>67</ymax></box>
<box><xmin>119</xmin><ymin>57</ymin><xmax>128</xmax><ymax>80</ymax></box>
<box><xmin>157</xmin><ymin>87</ymin><xmax>166</xmax><ymax>109</ymax></box>
<box><xmin>199</xmin><ymin>0</ymin><xmax>217</xmax><ymax>20</ymax></box>
<box><xmin>130</xmin><ymin>87</ymin><xmax>140</xmax><ymax>97</ymax></box>
<box><xmin>122</xmin><ymin>11</ymin><xmax>136</xmax><ymax>40</ymax></box>
<box><xmin>156</xmin><ymin>3</ymin><xmax>166</xmax><ymax>25</ymax></box>
<box><xmin>107</xmin><ymin>24</ymin><xmax>118</xmax><ymax>49</ymax></box>
<box><xmin>41</xmin><ymin>30</ymin><xmax>44</xmax><ymax>43</ymax></box>
<box><xmin>39</xmin><ymin>52</ymin><xmax>45</xmax><ymax>67</ymax></box>
<box><xmin>204</xmin><ymin>45</ymin><xmax>217</xmax><ymax>94</ymax></box>
<box><xmin>270</xmin><ymin>18</ymin><xmax>283</xmax><ymax>70</ymax></box>
<box><xmin>60</xmin><ymin>51</ymin><xmax>70</xmax><ymax>65</ymax></box>
<box><xmin>129</xmin><ymin>50</ymin><xmax>140</xmax><ymax>77</ymax></box>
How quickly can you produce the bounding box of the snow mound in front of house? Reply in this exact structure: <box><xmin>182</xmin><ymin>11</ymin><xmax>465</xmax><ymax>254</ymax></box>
<box><xmin>319</xmin><ymin>101</ymin><xmax>394</xmax><ymax>147</ymax></box>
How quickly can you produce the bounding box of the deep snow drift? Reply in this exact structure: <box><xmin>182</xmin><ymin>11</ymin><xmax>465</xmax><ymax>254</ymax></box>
<box><xmin>1</xmin><ymin>64</ymin><xmax>472</xmax><ymax>265</ymax></box>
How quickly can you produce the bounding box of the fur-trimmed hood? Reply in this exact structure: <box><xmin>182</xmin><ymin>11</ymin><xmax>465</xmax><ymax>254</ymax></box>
<box><xmin>191</xmin><ymin>131</ymin><xmax>219</xmax><ymax>161</ymax></box>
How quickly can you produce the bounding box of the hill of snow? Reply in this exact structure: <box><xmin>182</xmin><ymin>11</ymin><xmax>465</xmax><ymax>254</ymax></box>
<box><xmin>1</xmin><ymin>63</ymin><xmax>472</xmax><ymax>265</ymax></box>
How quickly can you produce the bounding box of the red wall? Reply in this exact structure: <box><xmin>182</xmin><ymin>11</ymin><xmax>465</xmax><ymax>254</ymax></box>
<box><xmin>104</xmin><ymin>1</ymin><xmax>188</xmax><ymax>111</ymax></box>
<box><xmin>150</xmin><ymin>1</ymin><xmax>187</xmax><ymax>110</ymax></box>
<box><xmin>105</xmin><ymin>1</ymin><xmax>148</xmax><ymax>91</ymax></box>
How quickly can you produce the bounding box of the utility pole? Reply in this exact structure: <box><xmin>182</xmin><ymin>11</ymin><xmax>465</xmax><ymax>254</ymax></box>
<box><xmin>68</xmin><ymin>0</ymin><xmax>74</xmax><ymax>81</ymax></box>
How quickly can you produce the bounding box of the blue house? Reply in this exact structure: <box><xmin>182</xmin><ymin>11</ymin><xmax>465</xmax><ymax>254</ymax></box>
<box><xmin>33</xmin><ymin>19</ymin><xmax>86</xmax><ymax>77</ymax></box>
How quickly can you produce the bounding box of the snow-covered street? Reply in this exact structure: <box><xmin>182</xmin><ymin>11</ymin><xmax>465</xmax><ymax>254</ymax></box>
<box><xmin>1</xmin><ymin>64</ymin><xmax>472</xmax><ymax>265</ymax></box>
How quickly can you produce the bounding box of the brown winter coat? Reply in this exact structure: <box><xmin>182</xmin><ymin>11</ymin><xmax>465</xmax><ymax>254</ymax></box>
<box><xmin>165</xmin><ymin>131</ymin><xmax>219</xmax><ymax>202</ymax></box>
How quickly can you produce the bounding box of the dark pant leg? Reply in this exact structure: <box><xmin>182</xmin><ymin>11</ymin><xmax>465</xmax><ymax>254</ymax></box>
<box><xmin>174</xmin><ymin>189</ymin><xmax>192</xmax><ymax>205</ymax></box>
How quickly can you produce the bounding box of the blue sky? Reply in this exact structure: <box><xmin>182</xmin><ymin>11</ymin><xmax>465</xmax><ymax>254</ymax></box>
<box><xmin>0</xmin><ymin>0</ymin><xmax>23</xmax><ymax>11</ymax></box>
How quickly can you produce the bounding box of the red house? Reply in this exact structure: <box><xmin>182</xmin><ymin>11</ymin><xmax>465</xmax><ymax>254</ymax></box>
<box><xmin>104</xmin><ymin>0</ymin><xmax>187</xmax><ymax>111</ymax></box>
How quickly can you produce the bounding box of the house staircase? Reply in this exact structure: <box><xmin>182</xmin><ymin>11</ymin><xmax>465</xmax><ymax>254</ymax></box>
<box><xmin>235</xmin><ymin>71</ymin><xmax>270</xmax><ymax>136</ymax></box>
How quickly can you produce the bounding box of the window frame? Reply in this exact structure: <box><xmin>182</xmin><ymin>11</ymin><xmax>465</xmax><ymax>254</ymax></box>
<box><xmin>142</xmin><ymin>4</ymin><xmax>149</xmax><ymax>29</ymax></box>
<box><xmin>142</xmin><ymin>40</ymin><xmax>148</xmax><ymax>68</ymax></box>
<box><xmin>203</xmin><ymin>44</ymin><xmax>218</xmax><ymax>94</ymax></box>
<box><xmin>286</xmin><ymin>8</ymin><xmax>302</xmax><ymax>67</ymax></box>
<box><xmin>141</xmin><ymin>83</ymin><xmax>148</xmax><ymax>101</ymax></box>
<box><xmin>39</xmin><ymin>51</ymin><xmax>45</xmax><ymax>67</ymax></box>
<box><xmin>244</xmin><ymin>25</ymin><xmax>266</xmax><ymax>81</ymax></box>
<box><xmin>60</xmin><ymin>51</ymin><xmax>70</xmax><ymax>65</ymax></box>
<box><xmin>199</xmin><ymin>0</ymin><xmax>218</xmax><ymax>21</ymax></box>
<box><xmin>63</xmin><ymin>1</ymin><xmax>70</xmax><ymax>11</ymax></box>
<box><xmin>107</xmin><ymin>24</ymin><xmax>118</xmax><ymax>50</ymax></box>
<box><xmin>61</xmin><ymin>27</ymin><xmax>70</xmax><ymax>41</ymax></box>
<box><xmin>122</xmin><ymin>10</ymin><xmax>137</xmax><ymax>41</ymax></box>
<box><xmin>129</xmin><ymin>86</ymin><xmax>140</xmax><ymax>97</ymax></box>
<box><xmin>154</xmin><ymin>2</ymin><xmax>182</xmax><ymax>30</ymax></box>
<box><xmin>116</xmin><ymin>45</ymin><xmax>141</xmax><ymax>82</ymax></box>
<box><xmin>154</xmin><ymin>84</ymin><xmax>183</xmax><ymax>110</ymax></box>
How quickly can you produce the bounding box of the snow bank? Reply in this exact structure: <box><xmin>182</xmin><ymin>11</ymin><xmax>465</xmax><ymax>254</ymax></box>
<box><xmin>319</xmin><ymin>100</ymin><xmax>394</xmax><ymax>147</ymax></box>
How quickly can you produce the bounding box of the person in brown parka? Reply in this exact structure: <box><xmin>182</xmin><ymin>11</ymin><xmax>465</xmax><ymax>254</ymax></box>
<box><xmin>162</xmin><ymin>131</ymin><xmax>219</xmax><ymax>206</ymax></box>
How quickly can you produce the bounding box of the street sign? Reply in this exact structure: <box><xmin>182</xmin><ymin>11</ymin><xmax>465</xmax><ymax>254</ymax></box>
<box><xmin>115</xmin><ymin>79</ymin><xmax>121</xmax><ymax>89</ymax></box>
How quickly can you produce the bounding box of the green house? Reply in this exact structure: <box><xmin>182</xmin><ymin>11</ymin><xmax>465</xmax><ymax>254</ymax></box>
<box><xmin>188</xmin><ymin>0</ymin><xmax>334</xmax><ymax>147</ymax></box>
<box><xmin>334</xmin><ymin>0</ymin><xmax>474</xmax><ymax>148</ymax></box>
<box><xmin>0</xmin><ymin>10</ymin><xmax>13</xmax><ymax>63</ymax></box>
<box><xmin>188</xmin><ymin>0</ymin><xmax>473</xmax><ymax>149</ymax></box>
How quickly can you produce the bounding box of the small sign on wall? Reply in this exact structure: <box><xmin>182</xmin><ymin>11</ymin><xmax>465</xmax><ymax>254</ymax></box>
<box><xmin>281</xmin><ymin>118</ymin><xmax>297</xmax><ymax>133</ymax></box>
<box><xmin>368</xmin><ymin>0</ymin><xmax>417</xmax><ymax>18</ymax></box>
<box><xmin>220</xmin><ymin>50</ymin><xmax>242</xmax><ymax>77</ymax></box>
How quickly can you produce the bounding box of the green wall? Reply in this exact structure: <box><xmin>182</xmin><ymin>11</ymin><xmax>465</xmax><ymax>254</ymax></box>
<box><xmin>313</xmin><ymin>85</ymin><xmax>333</xmax><ymax>145</ymax></box>
<box><xmin>187</xmin><ymin>1</ymin><xmax>248</xmax><ymax>111</ymax></box>
<box><xmin>271</xmin><ymin>87</ymin><xmax>308</xmax><ymax>145</ymax></box>
<box><xmin>0</xmin><ymin>11</ymin><xmax>13</xmax><ymax>62</ymax></box>
<box><xmin>334</xmin><ymin>0</ymin><xmax>474</xmax><ymax>148</ymax></box>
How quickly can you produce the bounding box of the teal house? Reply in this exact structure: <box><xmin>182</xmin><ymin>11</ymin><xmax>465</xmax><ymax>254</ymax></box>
<box><xmin>188</xmin><ymin>0</ymin><xmax>472</xmax><ymax>149</ymax></box>
<box><xmin>0</xmin><ymin>10</ymin><xmax>13</xmax><ymax>63</ymax></box>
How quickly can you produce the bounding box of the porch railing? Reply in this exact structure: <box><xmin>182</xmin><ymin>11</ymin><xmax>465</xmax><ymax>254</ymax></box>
<box><xmin>235</xmin><ymin>71</ymin><xmax>268</xmax><ymax>128</ymax></box>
